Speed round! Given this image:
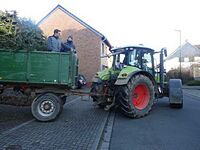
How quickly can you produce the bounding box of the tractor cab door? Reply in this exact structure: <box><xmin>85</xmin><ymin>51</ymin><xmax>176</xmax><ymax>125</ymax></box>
<box><xmin>113</xmin><ymin>52</ymin><xmax>126</xmax><ymax>70</ymax></box>
<box><xmin>142</xmin><ymin>51</ymin><xmax>154</xmax><ymax>75</ymax></box>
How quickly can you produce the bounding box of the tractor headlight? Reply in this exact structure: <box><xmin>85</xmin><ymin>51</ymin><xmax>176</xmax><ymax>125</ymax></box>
<box><xmin>121</xmin><ymin>73</ymin><xmax>128</xmax><ymax>78</ymax></box>
<box><xmin>94</xmin><ymin>73</ymin><xmax>99</xmax><ymax>77</ymax></box>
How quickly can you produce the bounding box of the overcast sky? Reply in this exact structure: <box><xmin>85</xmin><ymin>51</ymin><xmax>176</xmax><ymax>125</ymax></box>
<box><xmin>1</xmin><ymin>0</ymin><xmax>200</xmax><ymax>55</ymax></box>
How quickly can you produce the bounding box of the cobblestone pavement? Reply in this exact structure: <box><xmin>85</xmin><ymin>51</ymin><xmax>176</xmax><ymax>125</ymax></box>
<box><xmin>0</xmin><ymin>96</ymin><xmax>109</xmax><ymax>150</ymax></box>
<box><xmin>0</xmin><ymin>105</ymin><xmax>32</xmax><ymax>133</ymax></box>
<box><xmin>0</xmin><ymin>96</ymin><xmax>78</xmax><ymax>134</ymax></box>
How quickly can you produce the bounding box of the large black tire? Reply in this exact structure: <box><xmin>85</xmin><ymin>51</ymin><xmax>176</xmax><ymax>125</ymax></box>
<box><xmin>117</xmin><ymin>74</ymin><xmax>155</xmax><ymax>118</ymax></box>
<box><xmin>31</xmin><ymin>93</ymin><xmax>62</xmax><ymax>122</ymax></box>
<box><xmin>169</xmin><ymin>79</ymin><xmax>183</xmax><ymax>108</ymax></box>
<box><xmin>61</xmin><ymin>96</ymin><xmax>67</xmax><ymax>105</ymax></box>
<box><xmin>0</xmin><ymin>89</ymin><xmax>3</xmax><ymax>94</ymax></box>
<box><xmin>91</xmin><ymin>83</ymin><xmax>107</xmax><ymax>108</ymax></box>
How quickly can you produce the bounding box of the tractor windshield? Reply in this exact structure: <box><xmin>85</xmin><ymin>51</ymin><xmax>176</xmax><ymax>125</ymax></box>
<box><xmin>128</xmin><ymin>48</ymin><xmax>154</xmax><ymax>74</ymax></box>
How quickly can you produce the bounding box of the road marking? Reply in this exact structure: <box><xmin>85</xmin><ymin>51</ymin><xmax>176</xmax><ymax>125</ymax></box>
<box><xmin>1</xmin><ymin>96</ymin><xmax>81</xmax><ymax>137</ymax></box>
<box><xmin>1</xmin><ymin>119</ymin><xmax>35</xmax><ymax>137</ymax></box>
<box><xmin>64</xmin><ymin>96</ymin><xmax>81</xmax><ymax>106</ymax></box>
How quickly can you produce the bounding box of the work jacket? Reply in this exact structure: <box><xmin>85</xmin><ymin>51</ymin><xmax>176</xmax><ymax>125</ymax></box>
<box><xmin>47</xmin><ymin>36</ymin><xmax>61</xmax><ymax>52</ymax></box>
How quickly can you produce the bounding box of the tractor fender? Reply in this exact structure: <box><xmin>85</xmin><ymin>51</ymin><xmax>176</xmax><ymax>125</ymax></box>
<box><xmin>115</xmin><ymin>71</ymin><xmax>156</xmax><ymax>86</ymax></box>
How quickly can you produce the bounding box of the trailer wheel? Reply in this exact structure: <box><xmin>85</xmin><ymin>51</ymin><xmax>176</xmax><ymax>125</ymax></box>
<box><xmin>169</xmin><ymin>79</ymin><xmax>183</xmax><ymax>108</ymax></box>
<box><xmin>117</xmin><ymin>74</ymin><xmax>155</xmax><ymax>118</ymax></box>
<box><xmin>31</xmin><ymin>93</ymin><xmax>62</xmax><ymax>122</ymax></box>
<box><xmin>0</xmin><ymin>89</ymin><xmax>3</xmax><ymax>94</ymax></box>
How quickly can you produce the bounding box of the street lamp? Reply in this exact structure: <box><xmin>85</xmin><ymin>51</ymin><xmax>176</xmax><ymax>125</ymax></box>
<box><xmin>175</xmin><ymin>29</ymin><xmax>182</xmax><ymax>80</ymax></box>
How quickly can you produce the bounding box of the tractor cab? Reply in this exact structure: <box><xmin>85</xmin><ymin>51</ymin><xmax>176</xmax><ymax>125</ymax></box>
<box><xmin>111</xmin><ymin>46</ymin><xmax>155</xmax><ymax>76</ymax></box>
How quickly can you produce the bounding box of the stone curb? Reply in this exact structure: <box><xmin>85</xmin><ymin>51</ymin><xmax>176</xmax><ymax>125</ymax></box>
<box><xmin>97</xmin><ymin>111</ymin><xmax>116</xmax><ymax>150</ymax></box>
<box><xmin>91</xmin><ymin>110</ymin><xmax>110</xmax><ymax>150</ymax></box>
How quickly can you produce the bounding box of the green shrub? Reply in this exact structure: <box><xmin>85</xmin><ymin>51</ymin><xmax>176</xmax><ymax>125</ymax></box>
<box><xmin>186</xmin><ymin>80</ymin><xmax>200</xmax><ymax>86</ymax></box>
<box><xmin>0</xmin><ymin>10</ymin><xmax>47</xmax><ymax>51</ymax></box>
<box><xmin>167</xmin><ymin>67</ymin><xmax>193</xmax><ymax>84</ymax></box>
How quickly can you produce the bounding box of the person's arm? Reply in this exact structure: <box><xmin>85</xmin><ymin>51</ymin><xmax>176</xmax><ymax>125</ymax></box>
<box><xmin>62</xmin><ymin>43</ymin><xmax>71</xmax><ymax>51</ymax></box>
<box><xmin>47</xmin><ymin>37</ymin><xmax>52</xmax><ymax>51</ymax></box>
<box><xmin>72</xmin><ymin>43</ymin><xmax>76</xmax><ymax>53</ymax></box>
<box><xmin>60</xmin><ymin>42</ymin><xmax>67</xmax><ymax>52</ymax></box>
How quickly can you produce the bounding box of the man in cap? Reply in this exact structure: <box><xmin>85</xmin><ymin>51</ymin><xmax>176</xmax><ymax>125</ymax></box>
<box><xmin>47</xmin><ymin>29</ymin><xmax>62</xmax><ymax>52</ymax></box>
<box><xmin>61</xmin><ymin>35</ymin><xmax>76</xmax><ymax>53</ymax></box>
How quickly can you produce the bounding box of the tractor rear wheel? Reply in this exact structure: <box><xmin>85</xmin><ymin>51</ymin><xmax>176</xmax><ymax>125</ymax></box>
<box><xmin>117</xmin><ymin>74</ymin><xmax>155</xmax><ymax>118</ymax></box>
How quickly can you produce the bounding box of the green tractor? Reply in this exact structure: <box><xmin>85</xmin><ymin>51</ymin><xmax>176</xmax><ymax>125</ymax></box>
<box><xmin>91</xmin><ymin>46</ymin><xmax>183</xmax><ymax>118</ymax></box>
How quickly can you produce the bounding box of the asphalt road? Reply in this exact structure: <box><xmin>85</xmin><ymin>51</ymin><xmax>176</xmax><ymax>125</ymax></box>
<box><xmin>110</xmin><ymin>92</ymin><xmax>200</xmax><ymax>150</ymax></box>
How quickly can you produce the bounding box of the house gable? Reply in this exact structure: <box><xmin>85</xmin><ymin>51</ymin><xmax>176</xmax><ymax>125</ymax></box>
<box><xmin>166</xmin><ymin>42</ymin><xmax>200</xmax><ymax>60</ymax></box>
<box><xmin>37</xmin><ymin>5</ymin><xmax>111</xmax><ymax>49</ymax></box>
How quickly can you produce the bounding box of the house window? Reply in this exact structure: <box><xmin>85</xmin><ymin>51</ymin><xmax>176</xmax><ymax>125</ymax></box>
<box><xmin>184</xmin><ymin>57</ymin><xmax>189</xmax><ymax>62</ymax></box>
<box><xmin>101</xmin><ymin>43</ymin><xmax>105</xmax><ymax>56</ymax></box>
<box><xmin>189</xmin><ymin>57</ymin><xmax>194</xmax><ymax>62</ymax></box>
<box><xmin>194</xmin><ymin>57</ymin><xmax>200</xmax><ymax>62</ymax></box>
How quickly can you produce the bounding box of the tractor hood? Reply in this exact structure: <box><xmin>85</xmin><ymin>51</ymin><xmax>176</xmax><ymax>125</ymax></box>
<box><xmin>95</xmin><ymin>68</ymin><xmax>120</xmax><ymax>81</ymax></box>
<box><xmin>93</xmin><ymin>66</ymin><xmax>141</xmax><ymax>83</ymax></box>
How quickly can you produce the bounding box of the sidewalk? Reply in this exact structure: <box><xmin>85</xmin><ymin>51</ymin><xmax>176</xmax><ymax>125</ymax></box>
<box><xmin>182</xmin><ymin>85</ymin><xmax>200</xmax><ymax>90</ymax></box>
<box><xmin>183</xmin><ymin>88</ymin><xmax>200</xmax><ymax>99</ymax></box>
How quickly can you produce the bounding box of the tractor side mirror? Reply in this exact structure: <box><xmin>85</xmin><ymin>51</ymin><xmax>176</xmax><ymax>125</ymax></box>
<box><xmin>101</xmin><ymin>53</ymin><xmax>111</xmax><ymax>58</ymax></box>
<box><xmin>164</xmin><ymin>49</ymin><xmax>167</xmax><ymax>57</ymax></box>
<box><xmin>161</xmin><ymin>48</ymin><xmax>167</xmax><ymax>57</ymax></box>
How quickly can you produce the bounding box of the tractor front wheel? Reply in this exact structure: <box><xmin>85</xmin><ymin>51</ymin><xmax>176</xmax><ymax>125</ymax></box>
<box><xmin>169</xmin><ymin>79</ymin><xmax>183</xmax><ymax>108</ymax></box>
<box><xmin>91</xmin><ymin>83</ymin><xmax>107</xmax><ymax>108</ymax></box>
<box><xmin>117</xmin><ymin>74</ymin><xmax>155</xmax><ymax>118</ymax></box>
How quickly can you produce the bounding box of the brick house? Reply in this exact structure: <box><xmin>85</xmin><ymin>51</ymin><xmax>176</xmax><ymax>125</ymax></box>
<box><xmin>37</xmin><ymin>5</ymin><xmax>112</xmax><ymax>82</ymax></box>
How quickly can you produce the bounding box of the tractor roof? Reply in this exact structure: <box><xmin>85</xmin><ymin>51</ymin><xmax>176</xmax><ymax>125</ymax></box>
<box><xmin>111</xmin><ymin>45</ymin><xmax>154</xmax><ymax>53</ymax></box>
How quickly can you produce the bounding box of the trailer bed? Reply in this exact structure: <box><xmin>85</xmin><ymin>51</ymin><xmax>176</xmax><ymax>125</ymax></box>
<box><xmin>0</xmin><ymin>50</ymin><xmax>78</xmax><ymax>87</ymax></box>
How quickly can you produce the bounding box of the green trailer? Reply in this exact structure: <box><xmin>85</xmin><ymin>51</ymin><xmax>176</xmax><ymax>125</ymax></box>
<box><xmin>0</xmin><ymin>49</ymin><xmax>78</xmax><ymax>121</ymax></box>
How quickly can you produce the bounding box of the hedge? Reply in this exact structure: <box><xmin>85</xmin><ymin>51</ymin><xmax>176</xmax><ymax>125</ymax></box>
<box><xmin>0</xmin><ymin>10</ymin><xmax>47</xmax><ymax>51</ymax></box>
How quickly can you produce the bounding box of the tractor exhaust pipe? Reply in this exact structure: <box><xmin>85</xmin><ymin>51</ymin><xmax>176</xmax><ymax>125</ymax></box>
<box><xmin>160</xmin><ymin>48</ymin><xmax>167</xmax><ymax>90</ymax></box>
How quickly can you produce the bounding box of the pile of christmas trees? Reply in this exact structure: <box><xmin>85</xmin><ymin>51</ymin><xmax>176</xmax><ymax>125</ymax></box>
<box><xmin>0</xmin><ymin>10</ymin><xmax>47</xmax><ymax>51</ymax></box>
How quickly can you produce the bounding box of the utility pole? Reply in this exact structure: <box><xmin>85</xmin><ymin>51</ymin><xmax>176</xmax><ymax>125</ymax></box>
<box><xmin>175</xmin><ymin>29</ymin><xmax>182</xmax><ymax>80</ymax></box>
